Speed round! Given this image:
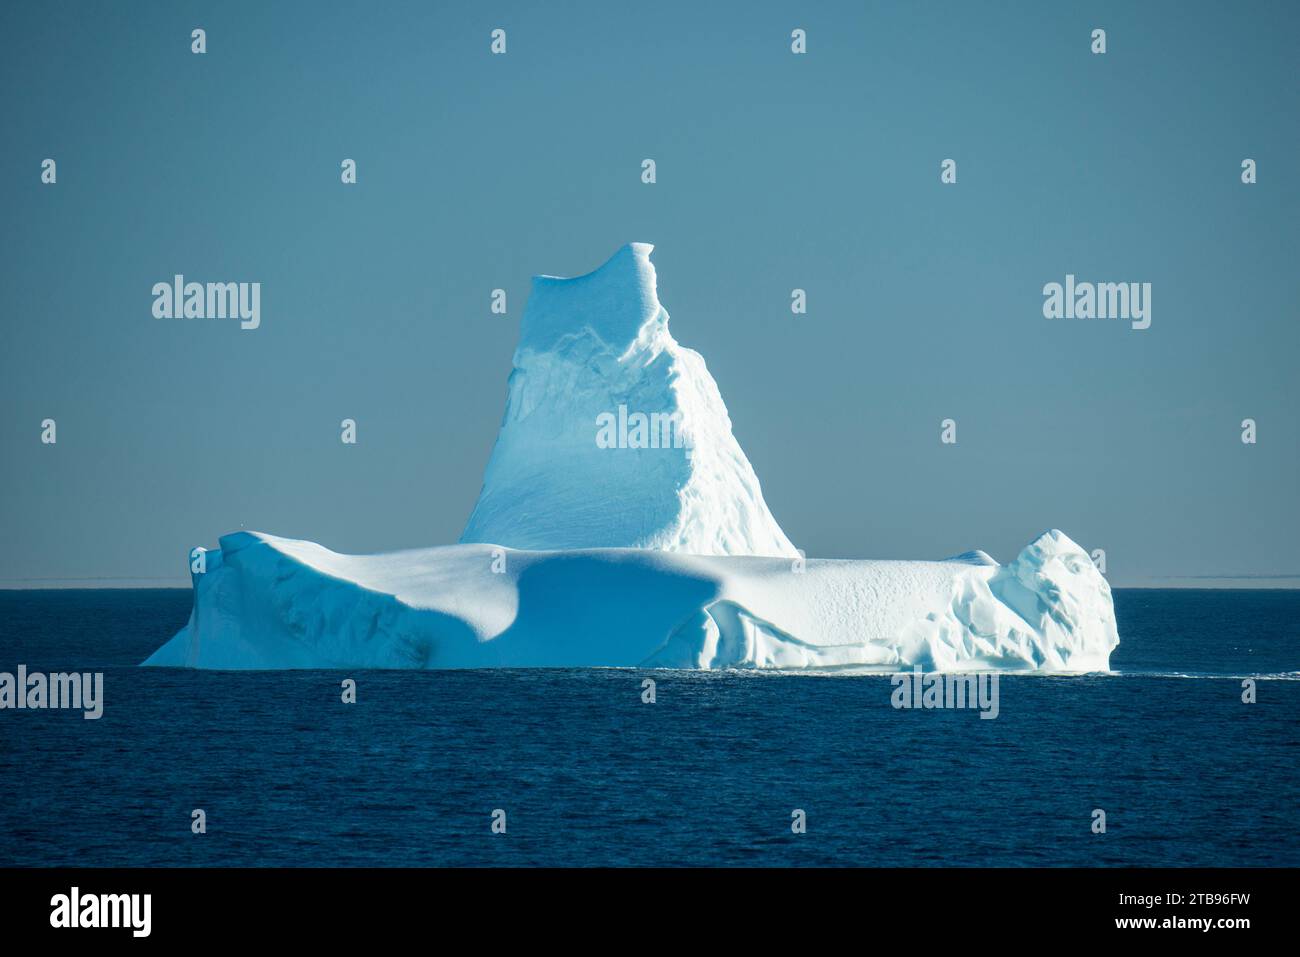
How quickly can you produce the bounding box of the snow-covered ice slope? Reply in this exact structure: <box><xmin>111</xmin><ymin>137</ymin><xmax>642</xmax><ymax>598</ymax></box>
<box><xmin>460</xmin><ymin>242</ymin><xmax>797</xmax><ymax>557</ymax></box>
<box><xmin>144</xmin><ymin>528</ymin><xmax>1117</xmax><ymax>671</ymax></box>
<box><xmin>146</xmin><ymin>242</ymin><xmax>1120</xmax><ymax>671</ymax></box>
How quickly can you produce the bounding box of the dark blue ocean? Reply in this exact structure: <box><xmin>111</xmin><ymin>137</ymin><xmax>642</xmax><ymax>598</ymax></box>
<box><xmin>1</xmin><ymin>589</ymin><xmax>1296</xmax><ymax>867</ymax></box>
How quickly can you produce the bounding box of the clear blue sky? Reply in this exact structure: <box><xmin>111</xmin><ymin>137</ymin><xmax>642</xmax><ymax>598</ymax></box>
<box><xmin>2</xmin><ymin>0</ymin><xmax>1296</xmax><ymax>586</ymax></box>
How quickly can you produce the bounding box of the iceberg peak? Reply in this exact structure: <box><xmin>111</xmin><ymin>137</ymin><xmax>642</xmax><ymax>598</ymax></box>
<box><xmin>462</xmin><ymin>242</ymin><xmax>798</xmax><ymax>557</ymax></box>
<box><xmin>520</xmin><ymin>241</ymin><xmax>661</xmax><ymax>356</ymax></box>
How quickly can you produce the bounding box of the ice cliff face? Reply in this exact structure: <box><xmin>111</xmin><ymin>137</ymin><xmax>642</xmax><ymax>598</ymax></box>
<box><xmin>460</xmin><ymin>242</ymin><xmax>798</xmax><ymax>557</ymax></box>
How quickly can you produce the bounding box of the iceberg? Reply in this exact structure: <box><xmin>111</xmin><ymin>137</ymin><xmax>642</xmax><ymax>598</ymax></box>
<box><xmin>146</xmin><ymin>243</ymin><xmax>1119</xmax><ymax>672</ymax></box>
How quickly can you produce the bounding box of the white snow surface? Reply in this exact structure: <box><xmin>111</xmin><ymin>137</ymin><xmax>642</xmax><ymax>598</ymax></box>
<box><xmin>460</xmin><ymin>242</ymin><xmax>797</xmax><ymax>557</ymax></box>
<box><xmin>145</xmin><ymin>243</ymin><xmax>1120</xmax><ymax>672</ymax></box>
<box><xmin>145</xmin><ymin>528</ymin><xmax>1117</xmax><ymax>671</ymax></box>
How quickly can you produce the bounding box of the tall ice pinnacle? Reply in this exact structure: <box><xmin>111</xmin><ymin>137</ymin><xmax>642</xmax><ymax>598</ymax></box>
<box><xmin>460</xmin><ymin>242</ymin><xmax>798</xmax><ymax>557</ymax></box>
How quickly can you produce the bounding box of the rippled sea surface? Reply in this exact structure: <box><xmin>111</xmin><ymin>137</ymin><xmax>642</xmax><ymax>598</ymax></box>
<box><xmin>0</xmin><ymin>588</ymin><xmax>1296</xmax><ymax>866</ymax></box>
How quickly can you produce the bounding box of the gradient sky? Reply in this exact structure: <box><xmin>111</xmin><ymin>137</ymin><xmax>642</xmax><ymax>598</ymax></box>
<box><xmin>2</xmin><ymin>0</ymin><xmax>1297</xmax><ymax>586</ymax></box>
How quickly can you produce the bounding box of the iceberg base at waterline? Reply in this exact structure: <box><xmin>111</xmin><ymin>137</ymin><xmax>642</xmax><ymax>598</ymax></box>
<box><xmin>143</xmin><ymin>528</ymin><xmax>1118</xmax><ymax>672</ymax></box>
